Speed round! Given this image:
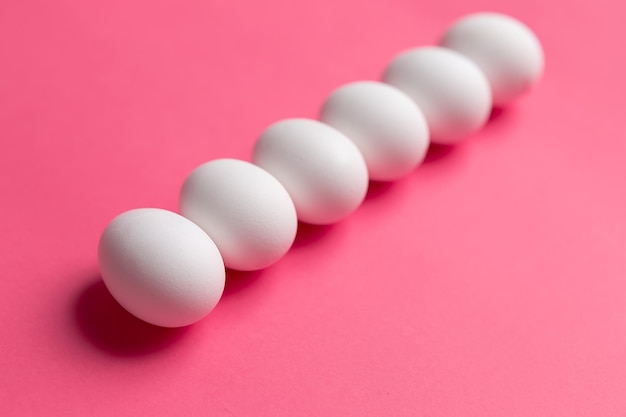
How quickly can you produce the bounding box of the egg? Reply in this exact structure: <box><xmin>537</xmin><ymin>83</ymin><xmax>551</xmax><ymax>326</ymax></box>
<box><xmin>180</xmin><ymin>158</ymin><xmax>297</xmax><ymax>271</ymax></box>
<box><xmin>98</xmin><ymin>208</ymin><xmax>225</xmax><ymax>328</ymax></box>
<box><xmin>320</xmin><ymin>81</ymin><xmax>430</xmax><ymax>181</ymax></box>
<box><xmin>252</xmin><ymin>118</ymin><xmax>369</xmax><ymax>225</ymax></box>
<box><xmin>440</xmin><ymin>12</ymin><xmax>544</xmax><ymax>107</ymax></box>
<box><xmin>383</xmin><ymin>46</ymin><xmax>492</xmax><ymax>144</ymax></box>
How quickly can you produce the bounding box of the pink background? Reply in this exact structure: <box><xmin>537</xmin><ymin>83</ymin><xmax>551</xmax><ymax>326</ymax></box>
<box><xmin>2</xmin><ymin>0</ymin><xmax>625</xmax><ymax>415</ymax></box>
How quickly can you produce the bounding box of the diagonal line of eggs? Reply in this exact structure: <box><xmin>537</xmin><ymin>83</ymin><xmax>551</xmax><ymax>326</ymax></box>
<box><xmin>98</xmin><ymin>12</ymin><xmax>543</xmax><ymax>327</ymax></box>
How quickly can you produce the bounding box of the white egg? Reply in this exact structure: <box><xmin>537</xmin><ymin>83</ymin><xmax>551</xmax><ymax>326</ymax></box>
<box><xmin>383</xmin><ymin>46</ymin><xmax>492</xmax><ymax>144</ymax></box>
<box><xmin>320</xmin><ymin>81</ymin><xmax>430</xmax><ymax>181</ymax></box>
<box><xmin>179</xmin><ymin>158</ymin><xmax>297</xmax><ymax>271</ymax></box>
<box><xmin>440</xmin><ymin>12</ymin><xmax>544</xmax><ymax>107</ymax></box>
<box><xmin>98</xmin><ymin>208</ymin><xmax>225</xmax><ymax>328</ymax></box>
<box><xmin>253</xmin><ymin>118</ymin><xmax>369</xmax><ymax>225</ymax></box>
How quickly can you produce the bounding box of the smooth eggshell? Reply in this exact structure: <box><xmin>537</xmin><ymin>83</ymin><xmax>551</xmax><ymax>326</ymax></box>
<box><xmin>98</xmin><ymin>208</ymin><xmax>225</xmax><ymax>328</ymax></box>
<box><xmin>320</xmin><ymin>81</ymin><xmax>430</xmax><ymax>181</ymax></box>
<box><xmin>253</xmin><ymin>118</ymin><xmax>369</xmax><ymax>225</ymax></box>
<box><xmin>180</xmin><ymin>158</ymin><xmax>298</xmax><ymax>271</ymax></box>
<box><xmin>383</xmin><ymin>46</ymin><xmax>492</xmax><ymax>144</ymax></box>
<box><xmin>440</xmin><ymin>12</ymin><xmax>544</xmax><ymax>107</ymax></box>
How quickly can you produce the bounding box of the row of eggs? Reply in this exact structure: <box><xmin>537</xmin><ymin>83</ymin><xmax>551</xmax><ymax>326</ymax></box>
<box><xmin>98</xmin><ymin>13</ymin><xmax>544</xmax><ymax>327</ymax></box>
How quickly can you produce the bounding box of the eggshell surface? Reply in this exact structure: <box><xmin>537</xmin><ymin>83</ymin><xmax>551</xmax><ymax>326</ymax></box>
<box><xmin>180</xmin><ymin>159</ymin><xmax>297</xmax><ymax>271</ymax></box>
<box><xmin>320</xmin><ymin>81</ymin><xmax>430</xmax><ymax>181</ymax></box>
<box><xmin>98</xmin><ymin>208</ymin><xmax>225</xmax><ymax>328</ymax></box>
<box><xmin>253</xmin><ymin>118</ymin><xmax>369</xmax><ymax>225</ymax></box>
<box><xmin>383</xmin><ymin>46</ymin><xmax>492</xmax><ymax>144</ymax></box>
<box><xmin>440</xmin><ymin>12</ymin><xmax>544</xmax><ymax>107</ymax></box>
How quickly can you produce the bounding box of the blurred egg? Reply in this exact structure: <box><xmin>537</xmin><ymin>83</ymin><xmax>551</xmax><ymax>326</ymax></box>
<box><xmin>98</xmin><ymin>208</ymin><xmax>225</xmax><ymax>328</ymax></box>
<box><xmin>180</xmin><ymin>158</ymin><xmax>297</xmax><ymax>271</ymax></box>
<box><xmin>253</xmin><ymin>118</ymin><xmax>369</xmax><ymax>225</ymax></box>
<box><xmin>440</xmin><ymin>12</ymin><xmax>544</xmax><ymax>107</ymax></box>
<box><xmin>320</xmin><ymin>81</ymin><xmax>430</xmax><ymax>181</ymax></box>
<box><xmin>383</xmin><ymin>46</ymin><xmax>492</xmax><ymax>144</ymax></box>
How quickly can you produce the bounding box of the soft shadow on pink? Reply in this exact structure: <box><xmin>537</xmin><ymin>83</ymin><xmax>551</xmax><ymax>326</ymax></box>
<box><xmin>481</xmin><ymin>106</ymin><xmax>520</xmax><ymax>135</ymax></box>
<box><xmin>364</xmin><ymin>180</ymin><xmax>396</xmax><ymax>202</ymax></box>
<box><xmin>222</xmin><ymin>269</ymin><xmax>264</xmax><ymax>298</ymax></box>
<box><xmin>290</xmin><ymin>221</ymin><xmax>335</xmax><ymax>250</ymax></box>
<box><xmin>73</xmin><ymin>277</ymin><xmax>189</xmax><ymax>356</ymax></box>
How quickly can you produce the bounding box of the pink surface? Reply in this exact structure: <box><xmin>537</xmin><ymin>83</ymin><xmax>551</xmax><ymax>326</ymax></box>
<box><xmin>1</xmin><ymin>0</ymin><xmax>625</xmax><ymax>415</ymax></box>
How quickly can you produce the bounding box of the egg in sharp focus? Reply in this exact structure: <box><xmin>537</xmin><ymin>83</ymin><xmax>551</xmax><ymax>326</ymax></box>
<box><xmin>98</xmin><ymin>208</ymin><xmax>226</xmax><ymax>328</ymax></box>
<box><xmin>179</xmin><ymin>158</ymin><xmax>298</xmax><ymax>271</ymax></box>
